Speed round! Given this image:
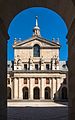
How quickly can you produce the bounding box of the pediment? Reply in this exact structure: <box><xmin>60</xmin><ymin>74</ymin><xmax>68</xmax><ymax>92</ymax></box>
<box><xmin>13</xmin><ymin>36</ymin><xmax>60</xmax><ymax>48</ymax></box>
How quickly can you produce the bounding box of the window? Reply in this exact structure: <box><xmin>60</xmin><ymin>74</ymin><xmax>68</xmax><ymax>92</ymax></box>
<box><xmin>24</xmin><ymin>64</ymin><xmax>27</xmax><ymax>70</ymax></box>
<box><xmin>46</xmin><ymin>78</ymin><xmax>50</xmax><ymax>84</ymax></box>
<box><xmin>46</xmin><ymin>64</ymin><xmax>49</xmax><ymax>70</ymax></box>
<box><xmin>7</xmin><ymin>78</ymin><xmax>10</xmax><ymax>84</ymax></box>
<box><xmin>35</xmin><ymin>78</ymin><xmax>38</xmax><ymax>84</ymax></box>
<box><xmin>24</xmin><ymin>78</ymin><xmax>27</xmax><ymax>84</ymax></box>
<box><xmin>35</xmin><ymin>64</ymin><xmax>38</xmax><ymax>70</ymax></box>
<box><xmin>33</xmin><ymin>44</ymin><xmax>40</xmax><ymax>57</ymax></box>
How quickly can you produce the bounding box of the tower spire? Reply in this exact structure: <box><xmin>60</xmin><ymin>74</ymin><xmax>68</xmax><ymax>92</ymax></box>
<box><xmin>33</xmin><ymin>16</ymin><xmax>41</xmax><ymax>37</ymax></box>
<box><xmin>36</xmin><ymin>16</ymin><xmax>38</xmax><ymax>27</ymax></box>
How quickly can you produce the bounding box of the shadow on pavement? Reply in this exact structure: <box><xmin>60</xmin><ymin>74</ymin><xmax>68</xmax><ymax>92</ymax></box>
<box><xmin>7</xmin><ymin>106</ymin><xmax>68</xmax><ymax>120</ymax></box>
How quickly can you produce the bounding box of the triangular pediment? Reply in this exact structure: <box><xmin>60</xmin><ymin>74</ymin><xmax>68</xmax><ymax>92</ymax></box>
<box><xmin>13</xmin><ymin>36</ymin><xmax>60</xmax><ymax>48</ymax></box>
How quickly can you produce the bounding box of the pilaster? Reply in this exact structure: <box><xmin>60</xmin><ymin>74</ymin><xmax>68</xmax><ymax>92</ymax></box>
<box><xmin>13</xmin><ymin>78</ymin><xmax>19</xmax><ymax>99</ymax></box>
<box><xmin>18</xmin><ymin>78</ymin><xmax>23</xmax><ymax>99</ymax></box>
<box><xmin>29</xmin><ymin>78</ymin><xmax>33</xmax><ymax>100</ymax></box>
<box><xmin>40</xmin><ymin>78</ymin><xmax>44</xmax><ymax>100</ymax></box>
<box><xmin>51</xmin><ymin>78</ymin><xmax>53</xmax><ymax>100</ymax></box>
<box><xmin>52</xmin><ymin>78</ymin><xmax>56</xmax><ymax>99</ymax></box>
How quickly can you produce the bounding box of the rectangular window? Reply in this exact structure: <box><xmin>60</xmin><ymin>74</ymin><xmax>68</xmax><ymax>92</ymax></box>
<box><xmin>35</xmin><ymin>78</ymin><xmax>38</xmax><ymax>84</ymax></box>
<box><xmin>46</xmin><ymin>64</ymin><xmax>49</xmax><ymax>70</ymax></box>
<box><xmin>24</xmin><ymin>64</ymin><xmax>27</xmax><ymax>70</ymax></box>
<box><xmin>24</xmin><ymin>78</ymin><xmax>27</xmax><ymax>84</ymax></box>
<box><xmin>35</xmin><ymin>64</ymin><xmax>38</xmax><ymax>70</ymax></box>
<box><xmin>46</xmin><ymin>78</ymin><xmax>50</xmax><ymax>84</ymax></box>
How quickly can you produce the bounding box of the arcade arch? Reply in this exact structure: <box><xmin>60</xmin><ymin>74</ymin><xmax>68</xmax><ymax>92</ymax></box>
<box><xmin>0</xmin><ymin>1</ymin><xmax>75</xmax><ymax>120</ymax></box>
<box><xmin>22</xmin><ymin>87</ymin><xmax>29</xmax><ymax>99</ymax></box>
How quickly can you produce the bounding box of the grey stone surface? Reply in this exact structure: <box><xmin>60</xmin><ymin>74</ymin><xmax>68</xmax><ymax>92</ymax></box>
<box><xmin>7</xmin><ymin>102</ymin><xmax>68</xmax><ymax>120</ymax></box>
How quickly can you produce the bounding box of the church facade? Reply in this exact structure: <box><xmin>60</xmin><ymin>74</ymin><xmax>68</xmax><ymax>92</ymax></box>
<box><xmin>7</xmin><ymin>17</ymin><xmax>68</xmax><ymax>101</ymax></box>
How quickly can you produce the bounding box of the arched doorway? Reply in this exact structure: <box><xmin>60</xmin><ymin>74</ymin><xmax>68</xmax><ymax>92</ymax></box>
<box><xmin>33</xmin><ymin>87</ymin><xmax>40</xmax><ymax>99</ymax></box>
<box><xmin>61</xmin><ymin>87</ymin><xmax>67</xmax><ymax>99</ymax></box>
<box><xmin>7</xmin><ymin>87</ymin><xmax>11</xmax><ymax>99</ymax></box>
<box><xmin>45</xmin><ymin>87</ymin><xmax>51</xmax><ymax>99</ymax></box>
<box><xmin>22</xmin><ymin>87</ymin><xmax>29</xmax><ymax>99</ymax></box>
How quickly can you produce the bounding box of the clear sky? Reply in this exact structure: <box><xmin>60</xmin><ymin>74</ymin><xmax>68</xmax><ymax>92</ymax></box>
<box><xmin>7</xmin><ymin>7</ymin><xmax>68</xmax><ymax>61</ymax></box>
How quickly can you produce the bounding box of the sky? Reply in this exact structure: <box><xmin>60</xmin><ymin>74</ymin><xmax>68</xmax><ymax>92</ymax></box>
<box><xmin>7</xmin><ymin>7</ymin><xmax>68</xmax><ymax>61</ymax></box>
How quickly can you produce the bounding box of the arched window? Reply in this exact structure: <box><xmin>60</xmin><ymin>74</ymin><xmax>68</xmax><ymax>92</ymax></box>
<box><xmin>33</xmin><ymin>44</ymin><xmax>40</xmax><ymax>57</ymax></box>
<box><xmin>22</xmin><ymin>87</ymin><xmax>29</xmax><ymax>99</ymax></box>
<box><xmin>33</xmin><ymin>87</ymin><xmax>40</xmax><ymax>99</ymax></box>
<box><xmin>45</xmin><ymin>87</ymin><xmax>51</xmax><ymax>99</ymax></box>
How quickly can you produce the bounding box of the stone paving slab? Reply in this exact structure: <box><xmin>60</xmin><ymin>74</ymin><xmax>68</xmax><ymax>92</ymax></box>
<box><xmin>7</xmin><ymin>102</ymin><xmax>68</xmax><ymax>120</ymax></box>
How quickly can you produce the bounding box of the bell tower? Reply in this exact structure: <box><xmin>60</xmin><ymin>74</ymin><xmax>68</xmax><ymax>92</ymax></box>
<box><xmin>33</xmin><ymin>16</ymin><xmax>41</xmax><ymax>37</ymax></box>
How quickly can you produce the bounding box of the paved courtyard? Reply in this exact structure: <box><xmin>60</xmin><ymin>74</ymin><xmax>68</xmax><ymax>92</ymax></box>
<box><xmin>7</xmin><ymin>101</ymin><xmax>68</xmax><ymax>120</ymax></box>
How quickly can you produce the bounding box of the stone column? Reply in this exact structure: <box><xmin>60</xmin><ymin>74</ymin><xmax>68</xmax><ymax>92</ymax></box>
<box><xmin>55</xmin><ymin>78</ymin><xmax>60</xmax><ymax>100</ymax></box>
<box><xmin>14</xmin><ymin>78</ymin><xmax>19</xmax><ymax>99</ymax></box>
<box><xmin>29</xmin><ymin>78</ymin><xmax>33</xmax><ymax>100</ymax></box>
<box><xmin>18</xmin><ymin>78</ymin><xmax>23</xmax><ymax>99</ymax></box>
<box><xmin>51</xmin><ymin>78</ymin><xmax>53</xmax><ymax>100</ymax></box>
<box><xmin>11</xmin><ymin>78</ymin><xmax>14</xmax><ymax>99</ymax></box>
<box><xmin>40</xmin><ymin>78</ymin><xmax>44</xmax><ymax>100</ymax></box>
<box><xmin>52</xmin><ymin>78</ymin><xmax>56</xmax><ymax>99</ymax></box>
<box><xmin>0</xmin><ymin>18</ymin><xmax>9</xmax><ymax>120</ymax></box>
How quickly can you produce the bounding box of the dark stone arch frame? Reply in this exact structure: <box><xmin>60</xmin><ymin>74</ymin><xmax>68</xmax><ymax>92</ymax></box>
<box><xmin>0</xmin><ymin>0</ymin><xmax>75</xmax><ymax>120</ymax></box>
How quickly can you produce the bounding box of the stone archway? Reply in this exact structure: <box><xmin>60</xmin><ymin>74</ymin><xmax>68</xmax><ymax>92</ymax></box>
<box><xmin>45</xmin><ymin>87</ymin><xmax>51</xmax><ymax>99</ymax></box>
<box><xmin>33</xmin><ymin>87</ymin><xmax>40</xmax><ymax>99</ymax></box>
<box><xmin>0</xmin><ymin>0</ymin><xmax>75</xmax><ymax>120</ymax></box>
<box><xmin>0</xmin><ymin>0</ymin><xmax>75</xmax><ymax>29</ymax></box>
<box><xmin>7</xmin><ymin>87</ymin><xmax>11</xmax><ymax>99</ymax></box>
<box><xmin>22</xmin><ymin>87</ymin><xmax>29</xmax><ymax>99</ymax></box>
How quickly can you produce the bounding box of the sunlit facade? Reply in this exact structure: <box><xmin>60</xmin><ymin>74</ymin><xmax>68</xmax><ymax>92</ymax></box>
<box><xmin>7</xmin><ymin>17</ymin><xmax>68</xmax><ymax>101</ymax></box>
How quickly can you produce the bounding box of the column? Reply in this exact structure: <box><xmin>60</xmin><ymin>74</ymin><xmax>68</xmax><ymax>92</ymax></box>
<box><xmin>55</xmin><ymin>78</ymin><xmax>60</xmax><ymax>100</ymax></box>
<box><xmin>14</xmin><ymin>78</ymin><xmax>19</xmax><ymax>99</ymax></box>
<box><xmin>18</xmin><ymin>78</ymin><xmax>23</xmax><ymax>99</ymax></box>
<box><xmin>40</xmin><ymin>78</ymin><xmax>44</xmax><ymax>100</ymax></box>
<box><xmin>51</xmin><ymin>78</ymin><xmax>53</xmax><ymax>100</ymax></box>
<box><xmin>29</xmin><ymin>78</ymin><xmax>33</xmax><ymax>100</ymax></box>
<box><xmin>52</xmin><ymin>78</ymin><xmax>56</xmax><ymax>99</ymax></box>
<box><xmin>57</xmin><ymin>78</ymin><xmax>61</xmax><ymax>100</ymax></box>
<box><xmin>11</xmin><ymin>78</ymin><xmax>14</xmax><ymax>99</ymax></box>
